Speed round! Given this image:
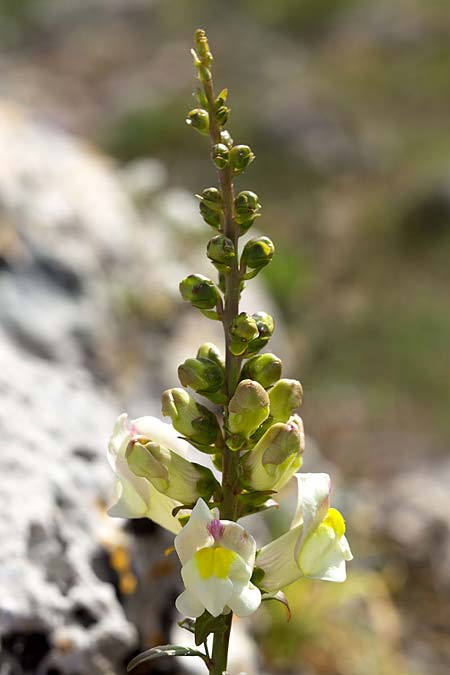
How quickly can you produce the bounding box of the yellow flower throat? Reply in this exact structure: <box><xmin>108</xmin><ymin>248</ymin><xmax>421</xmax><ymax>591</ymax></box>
<box><xmin>194</xmin><ymin>546</ymin><xmax>235</xmax><ymax>579</ymax></box>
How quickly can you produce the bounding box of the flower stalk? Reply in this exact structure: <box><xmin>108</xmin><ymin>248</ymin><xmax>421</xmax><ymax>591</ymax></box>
<box><xmin>108</xmin><ymin>28</ymin><xmax>352</xmax><ymax>675</ymax></box>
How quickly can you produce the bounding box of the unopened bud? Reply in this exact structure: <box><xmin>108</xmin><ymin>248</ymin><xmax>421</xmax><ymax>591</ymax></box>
<box><xmin>215</xmin><ymin>105</ymin><xmax>230</xmax><ymax>126</ymax></box>
<box><xmin>242</xmin><ymin>417</ymin><xmax>304</xmax><ymax>491</ymax></box>
<box><xmin>220</xmin><ymin>130</ymin><xmax>234</xmax><ymax>148</ymax></box>
<box><xmin>199</xmin><ymin>201</ymin><xmax>222</xmax><ymax>228</ymax></box>
<box><xmin>229</xmin><ymin>145</ymin><xmax>255</xmax><ymax>175</ymax></box>
<box><xmin>207</xmin><ymin>235</ymin><xmax>236</xmax><ymax>272</ymax></box>
<box><xmin>127</xmin><ymin>441</ymin><xmax>218</xmax><ymax>504</ymax></box>
<box><xmin>246</xmin><ymin>311</ymin><xmax>275</xmax><ymax>356</ymax></box>
<box><xmin>186</xmin><ymin>109</ymin><xmax>210</xmax><ymax>135</ymax></box>
<box><xmin>228</xmin><ymin>379</ymin><xmax>270</xmax><ymax>438</ymax></box>
<box><xmin>269</xmin><ymin>378</ymin><xmax>303</xmax><ymax>422</ymax></box>
<box><xmin>180</xmin><ymin>274</ymin><xmax>221</xmax><ymax>310</ymax></box>
<box><xmin>215</xmin><ymin>88</ymin><xmax>228</xmax><ymax>108</ymax></box>
<box><xmin>241</xmin><ymin>353</ymin><xmax>282</xmax><ymax>389</ymax></box>
<box><xmin>196</xmin><ymin>342</ymin><xmax>225</xmax><ymax>368</ymax></box>
<box><xmin>161</xmin><ymin>388</ymin><xmax>219</xmax><ymax>446</ymax></box>
<box><xmin>195</xmin><ymin>29</ymin><xmax>213</xmax><ymax>66</ymax></box>
<box><xmin>211</xmin><ymin>143</ymin><xmax>230</xmax><ymax>169</ymax></box>
<box><xmin>198</xmin><ymin>187</ymin><xmax>223</xmax><ymax>212</ymax></box>
<box><xmin>241</xmin><ymin>237</ymin><xmax>275</xmax><ymax>278</ymax></box>
<box><xmin>178</xmin><ymin>357</ymin><xmax>224</xmax><ymax>394</ymax></box>
<box><xmin>230</xmin><ymin>312</ymin><xmax>259</xmax><ymax>356</ymax></box>
<box><xmin>234</xmin><ymin>191</ymin><xmax>261</xmax><ymax>231</ymax></box>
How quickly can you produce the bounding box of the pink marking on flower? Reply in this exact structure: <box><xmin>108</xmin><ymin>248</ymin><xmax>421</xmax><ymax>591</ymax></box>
<box><xmin>125</xmin><ymin>417</ymin><xmax>138</xmax><ymax>441</ymax></box>
<box><xmin>207</xmin><ymin>519</ymin><xmax>225</xmax><ymax>541</ymax></box>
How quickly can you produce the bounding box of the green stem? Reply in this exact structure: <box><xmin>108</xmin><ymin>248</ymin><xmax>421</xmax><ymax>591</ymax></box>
<box><xmin>210</xmin><ymin>613</ymin><xmax>232</xmax><ymax>675</ymax></box>
<box><xmin>202</xmin><ymin>68</ymin><xmax>242</xmax><ymax>675</ymax></box>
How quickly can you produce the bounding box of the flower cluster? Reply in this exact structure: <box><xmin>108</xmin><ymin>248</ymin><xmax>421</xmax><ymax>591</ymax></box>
<box><xmin>107</xmin><ymin>28</ymin><xmax>353</xmax><ymax>674</ymax></box>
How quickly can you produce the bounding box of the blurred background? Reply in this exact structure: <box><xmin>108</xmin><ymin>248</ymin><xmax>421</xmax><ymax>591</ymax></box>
<box><xmin>1</xmin><ymin>1</ymin><xmax>449</xmax><ymax>674</ymax></box>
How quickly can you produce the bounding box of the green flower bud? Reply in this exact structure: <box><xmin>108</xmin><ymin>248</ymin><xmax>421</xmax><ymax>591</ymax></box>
<box><xmin>229</xmin><ymin>312</ymin><xmax>259</xmax><ymax>356</ymax></box>
<box><xmin>228</xmin><ymin>379</ymin><xmax>270</xmax><ymax>438</ymax></box>
<box><xmin>186</xmin><ymin>109</ymin><xmax>210</xmax><ymax>135</ymax></box>
<box><xmin>245</xmin><ymin>311</ymin><xmax>275</xmax><ymax>356</ymax></box>
<box><xmin>242</xmin><ymin>416</ymin><xmax>304</xmax><ymax>492</ymax></box>
<box><xmin>215</xmin><ymin>105</ymin><xmax>230</xmax><ymax>126</ymax></box>
<box><xmin>195</xmin><ymin>29</ymin><xmax>213</xmax><ymax>66</ymax></box>
<box><xmin>180</xmin><ymin>274</ymin><xmax>221</xmax><ymax>310</ymax></box>
<box><xmin>241</xmin><ymin>237</ymin><xmax>275</xmax><ymax>278</ymax></box>
<box><xmin>220</xmin><ymin>130</ymin><xmax>234</xmax><ymax>148</ymax></box>
<box><xmin>215</xmin><ymin>88</ymin><xmax>228</xmax><ymax>108</ymax></box>
<box><xmin>178</xmin><ymin>357</ymin><xmax>224</xmax><ymax>394</ymax></box>
<box><xmin>207</xmin><ymin>235</ymin><xmax>236</xmax><ymax>272</ymax></box>
<box><xmin>196</xmin><ymin>342</ymin><xmax>225</xmax><ymax>368</ymax></box>
<box><xmin>127</xmin><ymin>441</ymin><xmax>218</xmax><ymax>504</ymax></box>
<box><xmin>199</xmin><ymin>201</ymin><xmax>222</xmax><ymax>228</ymax></box>
<box><xmin>269</xmin><ymin>378</ymin><xmax>303</xmax><ymax>422</ymax></box>
<box><xmin>234</xmin><ymin>191</ymin><xmax>261</xmax><ymax>232</ymax></box>
<box><xmin>211</xmin><ymin>143</ymin><xmax>230</xmax><ymax>169</ymax></box>
<box><xmin>198</xmin><ymin>187</ymin><xmax>223</xmax><ymax>212</ymax></box>
<box><xmin>229</xmin><ymin>145</ymin><xmax>255</xmax><ymax>175</ymax></box>
<box><xmin>161</xmin><ymin>388</ymin><xmax>220</xmax><ymax>446</ymax></box>
<box><xmin>241</xmin><ymin>353</ymin><xmax>282</xmax><ymax>389</ymax></box>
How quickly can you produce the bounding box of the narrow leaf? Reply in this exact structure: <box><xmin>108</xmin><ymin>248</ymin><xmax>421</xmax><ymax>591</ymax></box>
<box><xmin>178</xmin><ymin>618</ymin><xmax>196</xmax><ymax>634</ymax></box>
<box><xmin>195</xmin><ymin>610</ymin><xmax>227</xmax><ymax>646</ymax></box>
<box><xmin>127</xmin><ymin>645</ymin><xmax>207</xmax><ymax>672</ymax></box>
<box><xmin>261</xmin><ymin>591</ymin><xmax>292</xmax><ymax>622</ymax></box>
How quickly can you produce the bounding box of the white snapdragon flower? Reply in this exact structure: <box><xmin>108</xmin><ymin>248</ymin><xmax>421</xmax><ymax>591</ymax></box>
<box><xmin>256</xmin><ymin>473</ymin><xmax>353</xmax><ymax>591</ymax></box>
<box><xmin>107</xmin><ymin>413</ymin><xmax>195</xmax><ymax>533</ymax></box>
<box><xmin>174</xmin><ymin>499</ymin><xmax>261</xmax><ymax>618</ymax></box>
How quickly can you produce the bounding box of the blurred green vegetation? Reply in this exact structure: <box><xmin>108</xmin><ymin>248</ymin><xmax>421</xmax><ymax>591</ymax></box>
<box><xmin>99</xmin><ymin>0</ymin><xmax>450</xmax><ymax>453</ymax></box>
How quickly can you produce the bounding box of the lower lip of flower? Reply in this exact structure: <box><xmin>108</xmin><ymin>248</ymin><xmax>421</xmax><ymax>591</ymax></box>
<box><xmin>194</xmin><ymin>546</ymin><xmax>235</xmax><ymax>579</ymax></box>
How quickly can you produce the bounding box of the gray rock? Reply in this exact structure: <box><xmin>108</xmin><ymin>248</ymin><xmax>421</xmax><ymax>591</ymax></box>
<box><xmin>0</xmin><ymin>335</ymin><xmax>138</xmax><ymax>674</ymax></box>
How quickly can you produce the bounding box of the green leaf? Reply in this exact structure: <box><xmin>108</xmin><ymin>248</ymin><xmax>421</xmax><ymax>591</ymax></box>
<box><xmin>261</xmin><ymin>591</ymin><xmax>292</xmax><ymax>622</ymax></box>
<box><xmin>127</xmin><ymin>645</ymin><xmax>207</xmax><ymax>672</ymax></box>
<box><xmin>178</xmin><ymin>618</ymin><xmax>196</xmax><ymax>634</ymax></box>
<box><xmin>195</xmin><ymin>610</ymin><xmax>228</xmax><ymax>646</ymax></box>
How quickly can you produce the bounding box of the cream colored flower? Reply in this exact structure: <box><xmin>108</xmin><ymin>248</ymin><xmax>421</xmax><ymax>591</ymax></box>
<box><xmin>174</xmin><ymin>499</ymin><xmax>261</xmax><ymax>618</ymax></box>
<box><xmin>107</xmin><ymin>413</ymin><xmax>193</xmax><ymax>533</ymax></box>
<box><xmin>256</xmin><ymin>473</ymin><xmax>353</xmax><ymax>591</ymax></box>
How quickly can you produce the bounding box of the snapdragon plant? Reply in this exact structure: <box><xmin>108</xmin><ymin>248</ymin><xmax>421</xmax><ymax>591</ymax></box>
<box><xmin>107</xmin><ymin>29</ymin><xmax>353</xmax><ymax>675</ymax></box>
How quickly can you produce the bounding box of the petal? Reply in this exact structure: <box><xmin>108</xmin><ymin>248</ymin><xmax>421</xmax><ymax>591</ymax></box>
<box><xmin>174</xmin><ymin>498</ymin><xmax>214</xmax><ymax>565</ymax></box>
<box><xmin>175</xmin><ymin>590</ymin><xmax>204</xmax><ymax>618</ymax></box>
<box><xmin>256</xmin><ymin>526</ymin><xmax>303</xmax><ymax>592</ymax></box>
<box><xmin>133</xmin><ymin>416</ymin><xmax>190</xmax><ymax>457</ymax></box>
<box><xmin>107</xmin><ymin>477</ymin><xmax>147</xmax><ymax>518</ymax></box>
<box><xmin>291</xmin><ymin>473</ymin><xmax>331</xmax><ymax>532</ymax></box>
<box><xmin>198</xmin><ymin>577</ymin><xmax>233</xmax><ymax>617</ymax></box>
<box><xmin>181</xmin><ymin>558</ymin><xmax>233</xmax><ymax>617</ymax></box>
<box><xmin>228</xmin><ymin>582</ymin><xmax>261</xmax><ymax>617</ymax></box>
<box><xmin>220</xmin><ymin>521</ymin><xmax>256</xmax><ymax>567</ymax></box>
<box><xmin>146</xmin><ymin>482</ymin><xmax>183</xmax><ymax>533</ymax></box>
<box><xmin>108</xmin><ymin>413</ymin><xmax>132</xmax><ymax>468</ymax></box>
<box><xmin>298</xmin><ymin>523</ymin><xmax>351</xmax><ymax>582</ymax></box>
